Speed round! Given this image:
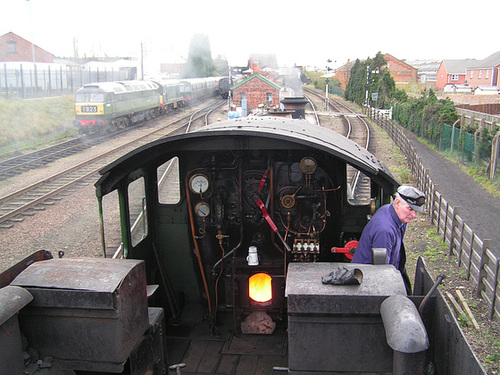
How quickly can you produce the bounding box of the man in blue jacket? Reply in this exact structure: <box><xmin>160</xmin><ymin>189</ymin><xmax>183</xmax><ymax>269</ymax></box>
<box><xmin>351</xmin><ymin>185</ymin><xmax>426</xmax><ymax>294</ymax></box>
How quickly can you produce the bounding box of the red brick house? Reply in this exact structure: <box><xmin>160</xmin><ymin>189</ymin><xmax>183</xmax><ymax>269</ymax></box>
<box><xmin>231</xmin><ymin>73</ymin><xmax>281</xmax><ymax>114</ymax></box>
<box><xmin>436</xmin><ymin>59</ymin><xmax>476</xmax><ymax>90</ymax></box>
<box><xmin>0</xmin><ymin>32</ymin><xmax>54</xmax><ymax>63</ymax></box>
<box><xmin>335</xmin><ymin>59</ymin><xmax>355</xmax><ymax>90</ymax></box>
<box><xmin>383</xmin><ymin>54</ymin><xmax>417</xmax><ymax>85</ymax></box>
<box><xmin>465</xmin><ymin>51</ymin><xmax>500</xmax><ymax>89</ymax></box>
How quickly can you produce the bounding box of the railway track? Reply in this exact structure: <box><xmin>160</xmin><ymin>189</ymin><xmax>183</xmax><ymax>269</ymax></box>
<box><xmin>0</xmin><ymin>101</ymin><xmax>212</xmax><ymax>181</ymax></box>
<box><xmin>0</xmin><ymin>100</ymin><xmax>226</xmax><ymax>228</ymax></box>
<box><xmin>0</xmin><ymin>137</ymin><xmax>94</xmax><ymax>181</ymax></box>
<box><xmin>0</xmin><ymin>120</ymin><xmax>164</xmax><ymax>182</ymax></box>
<box><xmin>304</xmin><ymin>88</ymin><xmax>371</xmax><ymax>204</ymax></box>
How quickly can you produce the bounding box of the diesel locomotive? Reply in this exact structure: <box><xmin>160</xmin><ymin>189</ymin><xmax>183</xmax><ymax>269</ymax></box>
<box><xmin>0</xmin><ymin>117</ymin><xmax>486</xmax><ymax>374</ymax></box>
<box><xmin>73</xmin><ymin>80</ymin><xmax>164</xmax><ymax>133</ymax></box>
<box><xmin>73</xmin><ymin>77</ymin><xmax>228</xmax><ymax>133</ymax></box>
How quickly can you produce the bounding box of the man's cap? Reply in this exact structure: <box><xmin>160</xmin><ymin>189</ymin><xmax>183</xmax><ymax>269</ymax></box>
<box><xmin>397</xmin><ymin>185</ymin><xmax>426</xmax><ymax>213</ymax></box>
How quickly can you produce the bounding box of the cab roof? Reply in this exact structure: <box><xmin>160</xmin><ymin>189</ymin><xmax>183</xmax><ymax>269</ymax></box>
<box><xmin>96</xmin><ymin>117</ymin><xmax>399</xmax><ymax>196</ymax></box>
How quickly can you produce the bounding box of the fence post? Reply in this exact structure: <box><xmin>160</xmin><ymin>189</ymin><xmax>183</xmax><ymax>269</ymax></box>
<box><xmin>442</xmin><ymin>201</ymin><xmax>449</xmax><ymax>243</ymax></box>
<box><xmin>60</xmin><ymin>66</ymin><xmax>63</xmax><ymax>95</ymax></box>
<box><xmin>476</xmin><ymin>239</ymin><xmax>491</xmax><ymax>298</ymax></box>
<box><xmin>490</xmin><ymin>258</ymin><xmax>499</xmax><ymax>319</ymax></box>
<box><xmin>457</xmin><ymin>220</ymin><xmax>465</xmax><ymax>267</ymax></box>
<box><xmin>3</xmin><ymin>63</ymin><xmax>8</xmax><ymax>98</ymax></box>
<box><xmin>423</xmin><ymin>169</ymin><xmax>430</xmax><ymax>211</ymax></box>
<box><xmin>474</xmin><ymin>128</ymin><xmax>480</xmax><ymax>166</ymax></box>
<box><xmin>490</xmin><ymin>131</ymin><xmax>500</xmax><ymax>180</ymax></box>
<box><xmin>450</xmin><ymin>119</ymin><xmax>457</xmax><ymax>156</ymax></box>
<box><xmin>20</xmin><ymin>64</ymin><xmax>25</xmax><ymax>98</ymax></box>
<box><xmin>448</xmin><ymin>206</ymin><xmax>460</xmax><ymax>256</ymax></box>
<box><xmin>436</xmin><ymin>192</ymin><xmax>443</xmax><ymax>235</ymax></box>
<box><xmin>47</xmin><ymin>66</ymin><xmax>51</xmax><ymax>96</ymax></box>
<box><xmin>391</xmin><ymin>116</ymin><xmax>395</xmax><ymax>140</ymax></box>
<box><xmin>68</xmin><ymin>66</ymin><xmax>73</xmax><ymax>93</ymax></box>
<box><xmin>429</xmin><ymin>183</ymin><xmax>436</xmax><ymax>224</ymax></box>
<box><xmin>466</xmin><ymin>232</ymin><xmax>475</xmax><ymax>280</ymax></box>
<box><xmin>33</xmin><ymin>64</ymin><xmax>38</xmax><ymax>97</ymax></box>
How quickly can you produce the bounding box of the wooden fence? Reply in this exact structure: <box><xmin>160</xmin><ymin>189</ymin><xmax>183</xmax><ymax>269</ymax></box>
<box><xmin>368</xmin><ymin>107</ymin><xmax>500</xmax><ymax>320</ymax></box>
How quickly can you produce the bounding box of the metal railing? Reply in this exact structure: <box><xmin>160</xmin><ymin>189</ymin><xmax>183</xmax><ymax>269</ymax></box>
<box><xmin>1</xmin><ymin>63</ymin><xmax>136</xmax><ymax>98</ymax></box>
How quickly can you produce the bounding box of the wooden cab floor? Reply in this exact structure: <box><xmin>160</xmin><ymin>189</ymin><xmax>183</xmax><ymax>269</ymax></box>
<box><xmin>165</xmin><ymin>305</ymin><xmax>288</xmax><ymax>374</ymax></box>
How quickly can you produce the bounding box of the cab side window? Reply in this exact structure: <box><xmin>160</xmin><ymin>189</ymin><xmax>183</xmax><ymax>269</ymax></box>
<box><xmin>128</xmin><ymin>177</ymin><xmax>148</xmax><ymax>246</ymax></box>
<box><xmin>157</xmin><ymin>157</ymin><xmax>181</xmax><ymax>204</ymax></box>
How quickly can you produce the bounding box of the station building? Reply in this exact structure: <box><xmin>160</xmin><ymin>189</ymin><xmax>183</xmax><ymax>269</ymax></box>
<box><xmin>231</xmin><ymin>73</ymin><xmax>281</xmax><ymax>115</ymax></box>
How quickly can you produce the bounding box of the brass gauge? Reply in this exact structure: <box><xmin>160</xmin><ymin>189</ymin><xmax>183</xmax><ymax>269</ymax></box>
<box><xmin>299</xmin><ymin>157</ymin><xmax>317</xmax><ymax>175</ymax></box>
<box><xmin>195</xmin><ymin>202</ymin><xmax>211</xmax><ymax>217</ymax></box>
<box><xmin>189</xmin><ymin>173</ymin><xmax>209</xmax><ymax>194</ymax></box>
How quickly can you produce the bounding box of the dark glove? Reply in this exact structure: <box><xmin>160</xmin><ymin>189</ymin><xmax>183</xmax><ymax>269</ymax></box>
<box><xmin>321</xmin><ymin>265</ymin><xmax>363</xmax><ymax>285</ymax></box>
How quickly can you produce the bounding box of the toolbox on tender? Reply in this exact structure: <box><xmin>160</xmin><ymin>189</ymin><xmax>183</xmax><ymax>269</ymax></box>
<box><xmin>286</xmin><ymin>262</ymin><xmax>406</xmax><ymax>374</ymax></box>
<box><xmin>11</xmin><ymin>257</ymin><xmax>149</xmax><ymax>372</ymax></box>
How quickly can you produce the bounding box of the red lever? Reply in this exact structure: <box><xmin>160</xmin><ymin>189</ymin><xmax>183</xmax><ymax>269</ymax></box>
<box><xmin>331</xmin><ymin>240</ymin><xmax>358</xmax><ymax>260</ymax></box>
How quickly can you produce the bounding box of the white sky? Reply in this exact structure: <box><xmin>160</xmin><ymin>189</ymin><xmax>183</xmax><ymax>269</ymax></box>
<box><xmin>3</xmin><ymin>0</ymin><xmax>500</xmax><ymax>71</ymax></box>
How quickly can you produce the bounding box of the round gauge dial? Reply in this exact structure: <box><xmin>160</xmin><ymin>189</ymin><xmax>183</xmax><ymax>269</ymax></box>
<box><xmin>299</xmin><ymin>157</ymin><xmax>317</xmax><ymax>175</ymax></box>
<box><xmin>195</xmin><ymin>202</ymin><xmax>211</xmax><ymax>217</ymax></box>
<box><xmin>189</xmin><ymin>173</ymin><xmax>209</xmax><ymax>194</ymax></box>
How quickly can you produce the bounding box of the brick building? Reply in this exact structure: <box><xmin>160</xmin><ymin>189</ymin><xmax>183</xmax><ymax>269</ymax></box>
<box><xmin>0</xmin><ymin>32</ymin><xmax>54</xmax><ymax>63</ymax></box>
<box><xmin>465</xmin><ymin>51</ymin><xmax>500</xmax><ymax>89</ymax></box>
<box><xmin>436</xmin><ymin>59</ymin><xmax>476</xmax><ymax>90</ymax></box>
<box><xmin>231</xmin><ymin>73</ymin><xmax>281</xmax><ymax>114</ymax></box>
<box><xmin>335</xmin><ymin>59</ymin><xmax>355</xmax><ymax>90</ymax></box>
<box><xmin>383</xmin><ymin>54</ymin><xmax>417</xmax><ymax>85</ymax></box>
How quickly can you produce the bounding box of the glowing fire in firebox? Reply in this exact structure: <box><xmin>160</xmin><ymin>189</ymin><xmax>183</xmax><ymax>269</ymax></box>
<box><xmin>249</xmin><ymin>273</ymin><xmax>272</xmax><ymax>303</ymax></box>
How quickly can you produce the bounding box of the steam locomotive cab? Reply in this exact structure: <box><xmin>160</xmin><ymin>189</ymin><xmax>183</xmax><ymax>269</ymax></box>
<box><xmin>96</xmin><ymin>118</ymin><xmax>397</xmax><ymax>330</ymax></box>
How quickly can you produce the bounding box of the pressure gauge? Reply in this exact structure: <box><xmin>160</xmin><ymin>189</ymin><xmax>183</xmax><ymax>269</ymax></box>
<box><xmin>189</xmin><ymin>173</ymin><xmax>209</xmax><ymax>194</ymax></box>
<box><xmin>195</xmin><ymin>202</ymin><xmax>211</xmax><ymax>217</ymax></box>
<box><xmin>299</xmin><ymin>157</ymin><xmax>318</xmax><ymax>175</ymax></box>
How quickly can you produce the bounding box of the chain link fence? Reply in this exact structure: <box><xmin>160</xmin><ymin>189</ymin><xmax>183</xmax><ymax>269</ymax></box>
<box><xmin>393</xmin><ymin>104</ymin><xmax>500</xmax><ymax>179</ymax></box>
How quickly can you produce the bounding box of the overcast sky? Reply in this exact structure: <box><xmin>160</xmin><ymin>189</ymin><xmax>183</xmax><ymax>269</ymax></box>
<box><xmin>3</xmin><ymin>0</ymin><xmax>500</xmax><ymax>71</ymax></box>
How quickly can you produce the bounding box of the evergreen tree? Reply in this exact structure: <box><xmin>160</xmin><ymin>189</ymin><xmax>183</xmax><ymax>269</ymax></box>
<box><xmin>185</xmin><ymin>34</ymin><xmax>214</xmax><ymax>78</ymax></box>
<box><xmin>344</xmin><ymin>52</ymin><xmax>395</xmax><ymax>108</ymax></box>
<box><xmin>344</xmin><ymin>59</ymin><xmax>366</xmax><ymax>106</ymax></box>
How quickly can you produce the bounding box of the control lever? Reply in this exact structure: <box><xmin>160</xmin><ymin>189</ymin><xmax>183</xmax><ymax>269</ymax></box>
<box><xmin>331</xmin><ymin>240</ymin><xmax>358</xmax><ymax>260</ymax></box>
